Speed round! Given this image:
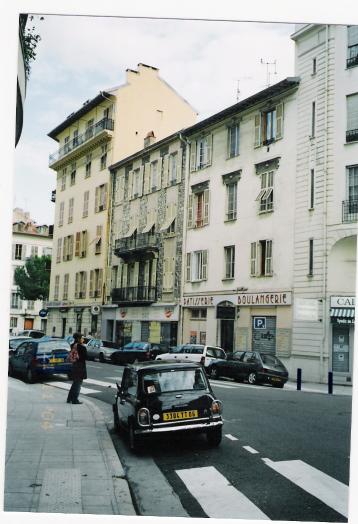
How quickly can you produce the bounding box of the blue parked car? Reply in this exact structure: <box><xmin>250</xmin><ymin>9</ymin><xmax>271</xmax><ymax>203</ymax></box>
<box><xmin>8</xmin><ymin>338</ymin><xmax>72</xmax><ymax>383</ymax></box>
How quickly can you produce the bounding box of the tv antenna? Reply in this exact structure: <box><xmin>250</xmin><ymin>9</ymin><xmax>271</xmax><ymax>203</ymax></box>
<box><xmin>260</xmin><ymin>58</ymin><xmax>277</xmax><ymax>87</ymax></box>
<box><xmin>236</xmin><ymin>77</ymin><xmax>252</xmax><ymax>102</ymax></box>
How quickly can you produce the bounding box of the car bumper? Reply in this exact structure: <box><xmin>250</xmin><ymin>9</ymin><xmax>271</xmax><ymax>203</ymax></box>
<box><xmin>134</xmin><ymin>418</ymin><xmax>223</xmax><ymax>435</ymax></box>
<box><xmin>258</xmin><ymin>373</ymin><xmax>288</xmax><ymax>385</ymax></box>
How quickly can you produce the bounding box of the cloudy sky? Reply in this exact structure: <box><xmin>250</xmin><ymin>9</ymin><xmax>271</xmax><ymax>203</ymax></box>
<box><xmin>13</xmin><ymin>14</ymin><xmax>299</xmax><ymax>225</ymax></box>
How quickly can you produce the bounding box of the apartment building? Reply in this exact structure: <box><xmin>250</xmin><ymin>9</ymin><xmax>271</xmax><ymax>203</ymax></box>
<box><xmin>180</xmin><ymin>78</ymin><xmax>300</xmax><ymax>358</ymax></box>
<box><xmin>291</xmin><ymin>25</ymin><xmax>358</xmax><ymax>383</ymax></box>
<box><xmin>105</xmin><ymin>132</ymin><xmax>186</xmax><ymax>347</ymax></box>
<box><xmin>47</xmin><ymin>63</ymin><xmax>197</xmax><ymax>338</ymax></box>
<box><xmin>10</xmin><ymin>209</ymin><xmax>53</xmax><ymax>334</ymax></box>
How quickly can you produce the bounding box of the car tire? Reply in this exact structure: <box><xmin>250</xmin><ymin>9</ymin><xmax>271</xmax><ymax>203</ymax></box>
<box><xmin>26</xmin><ymin>368</ymin><xmax>35</xmax><ymax>384</ymax></box>
<box><xmin>99</xmin><ymin>353</ymin><xmax>105</xmax><ymax>363</ymax></box>
<box><xmin>247</xmin><ymin>372</ymin><xmax>257</xmax><ymax>385</ymax></box>
<box><xmin>210</xmin><ymin>366</ymin><xmax>220</xmax><ymax>379</ymax></box>
<box><xmin>128</xmin><ymin>420</ymin><xmax>141</xmax><ymax>453</ymax></box>
<box><xmin>206</xmin><ymin>427</ymin><xmax>222</xmax><ymax>447</ymax></box>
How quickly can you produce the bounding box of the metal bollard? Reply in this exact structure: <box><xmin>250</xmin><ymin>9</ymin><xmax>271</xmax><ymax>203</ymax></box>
<box><xmin>328</xmin><ymin>371</ymin><xmax>333</xmax><ymax>394</ymax></box>
<box><xmin>297</xmin><ymin>368</ymin><xmax>302</xmax><ymax>391</ymax></box>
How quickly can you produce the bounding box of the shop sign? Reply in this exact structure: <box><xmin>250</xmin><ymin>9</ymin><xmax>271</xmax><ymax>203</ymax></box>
<box><xmin>39</xmin><ymin>309</ymin><xmax>48</xmax><ymax>318</ymax></box>
<box><xmin>120</xmin><ymin>308</ymin><xmax>127</xmax><ymax>318</ymax></box>
<box><xmin>253</xmin><ymin>317</ymin><xmax>266</xmax><ymax>329</ymax></box>
<box><xmin>164</xmin><ymin>308</ymin><xmax>174</xmax><ymax>318</ymax></box>
<box><xmin>335</xmin><ymin>318</ymin><xmax>355</xmax><ymax>325</ymax></box>
<box><xmin>182</xmin><ymin>296</ymin><xmax>214</xmax><ymax>307</ymax></box>
<box><xmin>237</xmin><ymin>292</ymin><xmax>292</xmax><ymax>306</ymax></box>
<box><xmin>330</xmin><ymin>296</ymin><xmax>355</xmax><ymax>307</ymax></box>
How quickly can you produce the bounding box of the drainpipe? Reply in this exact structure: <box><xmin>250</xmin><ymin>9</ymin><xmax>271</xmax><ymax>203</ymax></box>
<box><xmin>320</xmin><ymin>24</ymin><xmax>329</xmax><ymax>383</ymax></box>
<box><xmin>178</xmin><ymin>132</ymin><xmax>191</xmax><ymax>344</ymax></box>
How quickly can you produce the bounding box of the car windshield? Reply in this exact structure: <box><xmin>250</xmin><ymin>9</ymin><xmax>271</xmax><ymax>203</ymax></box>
<box><xmin>9</xmin><ymin>338</ymin><xmax>29</xmax><ymax>349</ymax></box>
<box><xmin>261</xmin><ymin>354</ymin><xmax>283</xmax><ymax>367</ymax></box>
<box><xmin>37</xmin><ymin>340</ymin><xmax>70</xmax><ymax>353</ymax></box>
<box><xmin>142</xmin><ymin>368</ymin><xmax>209</xmax><ymax>394</ymax></box>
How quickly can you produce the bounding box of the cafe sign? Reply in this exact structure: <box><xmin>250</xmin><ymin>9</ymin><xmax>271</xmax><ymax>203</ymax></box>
<box><xmin>237</xmin><ymin>292</ymin><xmax>292</xmax><ymax>306</ymax></box>
<box><xmin>330</xmin><ymin>296</ymin><xmax>355</xmax><ymax>307</ymax></box>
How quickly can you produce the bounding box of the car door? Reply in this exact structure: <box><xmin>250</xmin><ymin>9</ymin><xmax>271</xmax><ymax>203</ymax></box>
<box><xmin>240</xmin><ymin>352</ymin><xmax>259</xmax><ymax>378</ymax></box>
<box><xmin>18</xmin><ymin>342</ymin><xmax>35</xmax><ymax>376</ymax></box>
<box><xmin>117</xmin><ymin>368</ymin><xmax>138</xmax><ymax>429</ymax></box>
<box><xmin>10</xmin><ymin>342</ymin><xmax>27</xmax><ymax>373</ymax></box>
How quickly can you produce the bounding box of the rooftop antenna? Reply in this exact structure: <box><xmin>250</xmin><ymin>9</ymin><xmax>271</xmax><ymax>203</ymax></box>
<box><xmin>260</xmin><ymin>58</ymin><xmax>277</xmax><ymax>87</ymax></box>
<box><xmin>236</xmin><ymin>77</ymin><xmax>252</xmax><ymax>102</ymax></box>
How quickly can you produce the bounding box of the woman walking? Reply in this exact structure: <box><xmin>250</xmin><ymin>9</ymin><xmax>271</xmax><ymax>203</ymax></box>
<box><xmin>67</xmin><ymin>333</ymin><xmax>87</xmax><ymax>404</ymax></box>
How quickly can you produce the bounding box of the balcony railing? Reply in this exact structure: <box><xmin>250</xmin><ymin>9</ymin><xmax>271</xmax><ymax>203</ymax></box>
<box><xmin>342</xmin><ymin>199</ymin><xmax>358</xmax><ymax>222</ymax></box>
<box><xmin>347</xmin><ymin>47</ymin><xmax>358</xmax><ymax>69</ymax></box>
<box><xmin>346</xmin><ymin>129</ymin><xmax>358</xmax><ymax>143</ymax></box>
<box><xmin>111</xmin><ymin>286</ymin><xmax>157</xmax><ymax>304</ymax></box>
<box><xmin>49</xmin><ymin>117</ymin><xmax>114</xmax><ymax>165</ymax></box>
<box><xmin>114</xmin><ymin>233</ymin><xmax>159</xmax><ymax>257</ymax></box>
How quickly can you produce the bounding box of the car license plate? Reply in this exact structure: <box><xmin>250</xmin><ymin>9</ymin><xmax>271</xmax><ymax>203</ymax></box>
<box><xmin>163</xmin><ymin>410</ymin><xmax>198</xmax><ymax>421</ymax></box>
<box><xmin>49</xmin><ymin>358</ymin><xmax>64</xmax><ymax>363</ymax></box>
<box><xmin>271</xmin><ymin>377</ymin><xmax>281</xmax><ymax>382</ymax></box>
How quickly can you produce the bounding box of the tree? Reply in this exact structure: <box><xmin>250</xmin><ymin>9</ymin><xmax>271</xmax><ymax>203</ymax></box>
<box><xmin>20</xmin><ymin>14</ymin><xmax>44</xmax><ymax>79</ymax></box>
<box><xmin>14</xmin><ymin>255</ymin><xmax>51</xmax><ymax>301</ymax></box>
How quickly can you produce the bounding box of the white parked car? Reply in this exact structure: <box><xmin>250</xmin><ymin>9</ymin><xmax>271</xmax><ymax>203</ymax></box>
<box><xmin>156</xmin><ymin>344</ymin><xmax>227</xmax><ymax>370</ymax></box>
<box><xmin>17</xmin><ymin>329</ymin><xmax>45</xmax><ymax>339</ymax></box>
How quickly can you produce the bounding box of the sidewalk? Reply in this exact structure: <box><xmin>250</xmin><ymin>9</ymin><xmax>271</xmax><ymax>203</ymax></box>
<box><xmin>285</xmin><ymin>379</ymin><xmax>353</xmax><ymax>396</ymax></box>
<box><xmin>4</xmin><ymin>378</ymin><xmax>137</xmax><ymax>515</ymax></box>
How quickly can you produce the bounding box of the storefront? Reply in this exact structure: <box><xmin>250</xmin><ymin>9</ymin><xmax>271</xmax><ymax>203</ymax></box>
<box><xmin>330</xmin><ymin>296</ymin><xmax>355</xmax><ymax>382</ymax></box>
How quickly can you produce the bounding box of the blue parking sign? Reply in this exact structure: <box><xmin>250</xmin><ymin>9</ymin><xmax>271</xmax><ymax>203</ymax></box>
<box><xmin>254</xmin><ymin>317</ymin><xmax>266</xmax><ymax>329</ymax></box>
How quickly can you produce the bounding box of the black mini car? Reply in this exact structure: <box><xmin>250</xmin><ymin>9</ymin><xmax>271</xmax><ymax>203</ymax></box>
<box><xmin>208</xmin><ymin>351</ymin><xmax>289</xmax><ymax>388</ymax></box>
<box><xmin>113</xmin><ymin>361</ymin><xmax>223</xmax><ymax>451</ymax></box>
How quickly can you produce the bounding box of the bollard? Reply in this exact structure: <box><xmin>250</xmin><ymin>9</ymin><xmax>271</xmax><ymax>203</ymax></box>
<box><xmin>297</xmin><ymin>368</ymin><xmax>302</xmax><ymax>391</ymax></box>
<box><xmin>328</xmin><ymin>371</ymin><xmax>333</xmax><ymax>394</ymax></box>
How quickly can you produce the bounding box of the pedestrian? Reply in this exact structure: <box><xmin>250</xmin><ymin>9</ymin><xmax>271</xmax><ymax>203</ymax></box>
<box><xmin>67</xmin><ymin>332</ymin><xmax>87</xmax><ymax>404</ymax></box>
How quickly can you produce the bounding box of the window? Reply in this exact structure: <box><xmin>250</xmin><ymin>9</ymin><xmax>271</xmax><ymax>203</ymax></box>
<box><xmin>70</xmin><ymin>163</ymin><xmax>76</xmax><ymax>185</ymax></box>
<box><xmin>64</xmin><ymin>136</ymin><xmax>70</xmax><ymax>153</ymax></box>
<box><xmin>54</xmin><ymin>275</ymin><xmax>60</xmax><ymax>301</ymax></box>
<box><xmin>309</xmin><ymin>169</ymin><xmax>315</xmax><ymax>209</ymax></box>
<box><xmin>150</xmin><ymin>161</ymin><xmax>158</xmax><ymax>190</ymax></box>
<box><xmin>226</xmin><ymin>182</ymin><xmax>237</xmax><ymax>220</ymax></box>
<box><xmin>73</xmin><ymin>129</ymin><xmax>79</xmax><ymax>147</ymax></box>
<box><xmin>85</xmin><ymin>154</ymin><xmax>92</xmax><ymax>177</ymax></box>
<box><xmin>190</xmin><ymin>309</ymin><xmax>207</xmax><ymax>320</ymax></box>
<box><xmin>75</xmin><ymin>230</ymin><xmax>87</xmax><ymax>258</ymax></box>
<box><xmin>100</xmin><ymin>144</ymin><xmax>107</xmax><ymax>170</ymax></box>
<box><xmin>133</xmin><ymin>168</ymin><xmax>141</xmax><ymax>197</ymax></box>
<box><xmin>31</xmin><ymin>246</ymin><xmax>38</xmax><ymax>257</ymax></box>
<box><xmin>95</xmin><ymin>225</ymin><xmax>103</xmax><ymax>254</ymax></box>
<box><xmin>83</xmin><ymin>190</ymin><xmax>89</xmax><ymax>218</ymax></box>
<box><xmin>27</xmin><ymin>300</ymin><xmax>35</xmax><ymax>310</ymax></box>
<box><xmin>311</xmin><ymin>101</ymin><xmax>316</xmax><ymax>138</ymax></box>
<box><xmin>63</xmin><ymin>273</ymin><xmax>69</xmax><ymax>300</ymax></box>
<box><xmin>187</xmin><ymin>189</ymin><xmax>210</xmax><ymax>228</ymax></box>
<box><xmin>228</xmin><ymin>123</ymin><xmax>240</xmax><ymax>158</ymax></box>
<box><xmin>63</xmin><ymin>235</ymin><xmax>74</xmax><ymax>261</ymax></box>
<box><xmin>224</xmin><ymin>246</ymin><xmax>235</xmax><ymax>279</ymax></box>
<box><xmin>190</xmin><ymin>134</ymin><xmax>213</xmax><ymax>171</ymax></box>
<box><xmin>85</xmin><ymin>118</ymin><xmax>94</xmax><ymax>140</ymax></box>
<box><xmin>346</xmin><ymin>93</ymin><xmax>358</xmax><ymax>142</ymax></box>
<box><xmin>14</xmin><ymin>244</ymin><xmax>23</xmax><ymax>260</ymax></box>
<box><xmin>345</xmin><ymin>165</ymin><xmax>358</xmax><ymax>219</ymax></box>
<box><xmin>250</xmin><ymin>240</ymin><xmax>273</xmax><ymax>277</ymax></box>
<box><xmin>56</xmin><ymin>238</ymin><xmax>62</xmax><ymax>263</ymax></box>
<box><xmin>186</xmin><ymin>250</ymin><xmax>208</xmax><ymax>282</ymax></box>
<box><xmin>43</xmin><ymin>247</ymin><xmax>52</xmax><ymax>256</ymax></box>
<box><xmin>59</xmin><ymin>202</ymin><xmax>64</xmax><ymax>226</ymax></box>
<box><xmin>89</xmin><ymin>269</ymin><xmax>103</xmax><ymax>298</ymax></box>
<box><xmin>256</xmin><ymin>171</ymin><xmax>274</xmax><ymax>213</ymax></box>
<box><xmin>308</xmin><ymin>239</ymin><xmax>314</xmax><ymax>277</ymax></box>
<box><xmin>254</xmin><ymin>102</ymin><xmax>283</xmax><ymax>147</ymax></box>
<box><xmin>163</xmin><ymin>257</ymin><xmax>175</xmax><ymax>291</ymax></box>
<box><xmin>75</xmin><ymin>271</ymin><xmax>87</xmax><ymax>299</ymax></box>
<box><xmin>168</xmin><ymin>153</ymin><xmax>178</xmax><ymax>185</ymax></box>
<box><xmin>312</xmin><ymin>57</ymin><xmax>317</xmax><ymax>74</ymax></box>
<box><xmin>11</xmin><ymin>293</ymin><xmax>21</xmax><ymax>309</ymax></box>
<box><xmin>95</xmin><ymin>184</ymin><xmax>108</xmax><ymax>212</ymax></box>
<box><xmin>347</xmin><ymin>26</ymin><xmax>358</xmax><ymax>68</ymax></box>
<box><xmin>68</xmin><ymin>197</ymin><xmax>74</xmax><ymax>223</ymax></box>
<box><xmin>61</xmin><ymin>168</ymin><xmax>67</xmax><ymax>191</ymax></box>
<box><xmin>10</xmin><ymin>317</ymin><xmax>18</xmax><ymax>328</ymax></box>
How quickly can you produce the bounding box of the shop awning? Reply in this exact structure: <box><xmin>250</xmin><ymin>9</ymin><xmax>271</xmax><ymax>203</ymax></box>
<box><xmin>142</xmin><ymin>220</ymin><xmax>156</xmax><ymax>233</ymax></box>
<box><xmin>121</xmin><ymin>225</ymin><xmax>137</xmax><ymax>238</ymax></box>
<box><xmin>160</xmin><ymin>215</ymin><xmax>176</xmax><ymax>231</ymax></box>
<box><xmin>330</xmin><ymin>308</ymin><xmax>355</xmax><ymax>318</ymax></box>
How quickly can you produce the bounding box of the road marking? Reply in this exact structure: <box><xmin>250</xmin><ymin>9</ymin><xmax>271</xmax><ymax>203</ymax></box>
<box><xmin>262</xmin><ymin>458</ymin><xmax>348</xmax><ymax>518</ymax></box>
<box><xmin>84</xmin><ymin>378</ymin><xmax>115</xmax><ymax>388</ymax></box>
<box><xmin>243</xmin><ymin>446</ymin><xmax>259</xmax><ymax>454</ymax></box>
<box><xmin>42</xmin><ymin>382</ymin><xmax>98</xmax><ymax>395</ymax></box>
<box><xmin>176</xmin><ymin>466</ymin><xmax>269</xmax><ymax>520</ymax></box>
<box><xmin>225</xmin><ymin>434</ymin><xmax>238</xmax><ymax>441</ymax></box>
<box><xmin>209</xmin><ymin>380</ymin><xmax>262</xmax><ymax>390</ymax></box>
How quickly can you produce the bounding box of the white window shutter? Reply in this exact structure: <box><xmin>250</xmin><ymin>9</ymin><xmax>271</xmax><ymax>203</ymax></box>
<box><xmin>127</xmin><ymin>170</ymin><xmax>133</xmax><ymax>200</ymax></box>
<box><xmin>203</xmin><ymin>189</ymin><xmax>210</xmax><ymax>225</ymax></box>
<box><xmin>254</xmin><ymin>114</ymin><xmax>261</xmax><ymax>147</ymax></box>
<box><xmin>143</xmin><ymin>163</ymin><xmax>151</xmax><ymax>194</ymax></box>
<box><xmin>75</xmin><ymin>232</ymin><xmax>80</xmax><ymax>256</ymax></box>
<box><xmin>144</xmin><ymin>260</ymin><xmax>150</xmax><ymax>287</ymax></box>
<box><xmin>138</xmin><ymin>166</ymin><xmax>144</xmax><ymax>197</ymax></box>
<box><xmin>187</xmin><ymin>194</ymin><xmax>194</xmax><ymax>228</ymax></box>
<box><xmin>202</xmin><ymin>250</ymin><xmax>208</xmax><ymax>280</ymax></box>
<box><xmin>190</xmin><ymin>141</ymin><xmax>197</xmax><ymax>172</ymax></box>
<box><xmin>122</xmin><ymin>263</ymin><xmax>128</xmax><ymax>288</ymax></box>
<box><xmin>276</xmin><ymin>102</ymin><xmax>283</xmax><ymax>139</ymax></box>
<box><xmin>176</xmin><ymin>148</ymin><xmax>183</xmax><ymax>183</ymax></box>
<box><xmin>157</xmin><ymin>158</ymin><xmax>163</xmax><ymax>189</ymax></box>
<box><xmin>250</xmin><ymin>242</ymin><xmax>257</xmax><ymax>276</ymax></box>
<box><xmin>151</xmin><ymin>258</ymin><xmax>157</xmax><ymax>287</ymax></box>
<box><xmin>89</xmin><ymin>270</ymin><xmax>94</xmax><ymax>297</ymax></box>
<box><xmin>82</xmin><ymin>272</ymin><xmax>87</xmax><ymax>297</ymax></box>
<box><xmin>162</xmin><ymin>155</ymin><xmax>169</xmax><ymax>188</ymax></box>
<box><xmin>75</xmin><ymin>272</ymin><xmax>79</xmax><ymax>299</ymax></box>
<box><xmin>206</xmin><ymin>134</ymin><xmax>213</xmax><ymax>166</ymax></box>
<box><xmin>186</xmin><ymin>253</ymin><xmax>191</xmax><ymax>282</ymax></box>
<box><xmin>97</xmin><ymin>269</ymin><xmax>103</xmax><ymax>297</ymax></box>
<box><xmin>94</xmin><ymin>187</ymin><xmax>99</xmax><ymax>212</ymax></box>
<box><xmin>133</xmin><ymin>262</ymin><xmax>139</xmax><ymax>287</ymax></box>
<box><xmin>265</xmin><ymin>240</ymin><xmax>273</xmax><ymax>275</ymax></box>
<box><xmin>163</xmin><ymin>258</ymin><xmax>169</xmax><ymax>290</ymax></box>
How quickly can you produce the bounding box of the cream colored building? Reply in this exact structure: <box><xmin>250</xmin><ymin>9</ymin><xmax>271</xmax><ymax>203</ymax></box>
<box><xmin>47</xmin><ymin>63</ymin><xmax>197</xmax><ymax>338</ymax></box>
<box><xmin>180</xmin><ymin>78</ymin><xmax>300</xmax><ymax>358</ymax></box>
<box><xmin>291</xmin><ymin>24</ymin><xmax>358</xmax><ymax>384</ymax></box>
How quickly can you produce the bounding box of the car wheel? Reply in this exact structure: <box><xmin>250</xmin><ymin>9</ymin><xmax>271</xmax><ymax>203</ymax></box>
<box><xmin>99</xmin><ymin>353</ymin><xmax>105</xmax><ymax>363</ymax></box>
<box><xmin>128</xmin><ymin>420</ymin><xmax>141</xmax><ymax>453</ymax></box>
<box><xmin>206</xmin><ymin>427</ymin><xmax>222</xmax><ymax>447</ymax></box>
<box><xmin>26</xmin><ymin>368</ymin><xmax>35</xmax><ymax>384</ymax></box>
<box><xmin>210</xmin><ymin>366</ymin><xmax>220</xmax><ymax>379</ymax></box>
<box><xmin>247</xmin><ymin>372</ymin><xmax>257</xmax><ymax>385</ymax></box>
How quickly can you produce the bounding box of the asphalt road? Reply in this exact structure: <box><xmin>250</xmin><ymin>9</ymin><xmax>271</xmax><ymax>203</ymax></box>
<box><xmin>41</xmin><ymin>360</ymin><xmax>352</xmax><ymax>521</ymax></box>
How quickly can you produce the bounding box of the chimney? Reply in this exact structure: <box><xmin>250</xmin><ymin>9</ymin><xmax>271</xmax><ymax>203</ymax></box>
<box><xmin>144</xmin><ymin>130</ymin><xmax>156</xmax><ymax>148</ymax></box>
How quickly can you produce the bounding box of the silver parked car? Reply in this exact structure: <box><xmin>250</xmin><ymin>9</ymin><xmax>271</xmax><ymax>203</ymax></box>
<box><xmin>86</xmin><ymin>338</ymin><xmax>121</xmax><ymax>362</ymax></box>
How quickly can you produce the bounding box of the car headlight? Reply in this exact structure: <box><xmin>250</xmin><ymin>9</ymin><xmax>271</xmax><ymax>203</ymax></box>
<box><xmin>211</xmin><ymin>400</ymin><xmax>223</xmax><ymax>415</ymax></box>
<box><xmin>137</xmin><ymin>407</ymin><xmax>150</xmax><ymax>426</ymax></box>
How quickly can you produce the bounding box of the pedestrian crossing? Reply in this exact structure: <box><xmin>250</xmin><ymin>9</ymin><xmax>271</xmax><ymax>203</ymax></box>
<box><xmin>176</xmin><ymin>460</ymin><xmax>349</xmax><ymax>520</ymax></box>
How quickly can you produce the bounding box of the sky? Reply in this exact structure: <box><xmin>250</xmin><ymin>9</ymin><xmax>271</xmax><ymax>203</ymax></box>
<box><xmin>14</xmin><ymin>15</ymin><xmax>298</xmax><ymax>225</ymax></box>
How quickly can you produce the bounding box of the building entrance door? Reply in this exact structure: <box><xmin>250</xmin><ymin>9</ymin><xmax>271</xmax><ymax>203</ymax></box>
<box><xmin>332</xmin><ymin>325</ymin><xmax>350</xmax><ymax>373</ymax></box>
<box><xmin>220</xmin><ymin>320</ymin><xmax>234</xmax><ymax>352</ymax></box>
<box><xmin>24</xmin><ymin>318</ymin><xmax>34</xmax><ymax>330</ymax></box>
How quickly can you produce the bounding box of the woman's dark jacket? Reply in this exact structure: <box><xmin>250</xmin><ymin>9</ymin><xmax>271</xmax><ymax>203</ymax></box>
<box><xmin>71</xmin><ymin>342</ymin><xmax>87</xmax><ymax>380</ymax></box>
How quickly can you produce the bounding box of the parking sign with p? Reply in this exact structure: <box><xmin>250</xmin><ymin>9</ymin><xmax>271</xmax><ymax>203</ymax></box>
<box><xmin>254</xmin><ymin>317</ymin><xmax>266</xmax><ymax>329</ymax></box>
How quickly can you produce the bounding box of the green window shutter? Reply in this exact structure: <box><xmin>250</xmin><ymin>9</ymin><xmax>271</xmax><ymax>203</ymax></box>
<box><xmin>275</xmin><ymin>102</ymin><xmax>283</xmax><ymax>139</ymax></box>
<box><xmin>254</xmin><ymin>114</ymin><xmax>261</xmax><ymax>147</ymax></box>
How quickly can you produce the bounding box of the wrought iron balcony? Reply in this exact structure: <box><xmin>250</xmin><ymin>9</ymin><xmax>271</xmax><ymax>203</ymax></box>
<box><xmin>49</xmin><ymin>117</ymin><xmax>114</xmax><ymax>166</ymax></box>
<box><xmin>114</xmin><ymin>232</ymin><xmax>159</xmax><ymax>259</ymax></box>
<box><xmin>346</xmin><ymin>129</ymin><xmax>358</xmax><ymax>143</ymax></box>
<box><xmin>111</xmin><ymin>286</ymin><xmax>157</xmax><ymax>305</ymax></box>
<box><xmin>342</xmin><ymin>199</ymin><xmax>358</xmax><ymax>222</ymax></box>
<box><xmin>347</xmin><ymin>49</ymin><xmax>358</xmax><ymax>69</ymax></box>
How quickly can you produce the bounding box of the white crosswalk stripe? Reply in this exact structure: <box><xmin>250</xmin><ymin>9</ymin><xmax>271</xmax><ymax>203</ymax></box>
<box><xmin>262</xmin><ymin>458</ymin><xmax>349</xmax><ymax>518</ymax></box>
<box><xmin>176</xmin><ymin>466</ymin><xmax>270</xmax><ymax>520</ymax></box>
<box><xmin>83</xmin><ymin>378</ymin><xmax>116</xmax><ymax>388</ymax></box>
<box><xmin>42</xmin><ymin>382</ymin><xmax>98</xmax><ymax>394</ymax></box>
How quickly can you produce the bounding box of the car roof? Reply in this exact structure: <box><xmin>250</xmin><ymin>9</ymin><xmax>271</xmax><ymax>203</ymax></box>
<box><xmin>126</xmin><ymin>360</ymin><xmax>203</xmax><ymax>372</ymax></box>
